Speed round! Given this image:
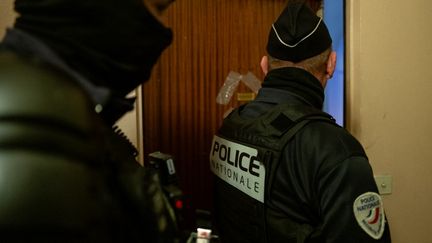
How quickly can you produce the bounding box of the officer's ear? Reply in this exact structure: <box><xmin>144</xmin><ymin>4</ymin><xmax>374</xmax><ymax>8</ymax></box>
<box><xmin>326</xmin><ymin>51</ymin><xmax>337</xmax><ymax>79</ymax></box>
<box><xmin>260</xmin><ymin>56</ymin><xmax>269</xmax><ymax>75</ymax></box>
<box><xmin>320</xmin><ymin>51</ymin><xmax>336</xmax><ymax>88</ymax></box>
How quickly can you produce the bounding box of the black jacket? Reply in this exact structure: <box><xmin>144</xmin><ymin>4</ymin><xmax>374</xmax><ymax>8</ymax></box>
<box><xmin>0</xmin><ymin>29</ymin><xmax>177</xmax><ymax>242</ymax></box>
<box><xmin>212</xmin><ymin>67</ymin><xmax>391</xmax><ymax>243</ymax></box>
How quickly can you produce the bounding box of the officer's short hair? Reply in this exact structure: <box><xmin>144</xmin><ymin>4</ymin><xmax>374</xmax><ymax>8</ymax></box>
<box><xmin>268</xmin><ymin>47</ymin><xmax>331</xmax><ymax>74</ymax></box>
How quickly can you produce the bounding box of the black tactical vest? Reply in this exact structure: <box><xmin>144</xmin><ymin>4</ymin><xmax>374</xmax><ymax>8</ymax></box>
<box><xmin>210</xmin><ymin>103</ymin><xmax>336</xmax><ymax>243</ymax></box>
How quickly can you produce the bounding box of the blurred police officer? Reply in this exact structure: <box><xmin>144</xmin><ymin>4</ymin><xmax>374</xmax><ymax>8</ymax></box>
<box><xmin>210</xmin><ymin>2</ymin><xmax>392</xmax><ymax>242</ymax></box>
<box><xmin>0</xmin><ymin>0</ymin><xmax>178</xmax><ymax>242</ymax></box>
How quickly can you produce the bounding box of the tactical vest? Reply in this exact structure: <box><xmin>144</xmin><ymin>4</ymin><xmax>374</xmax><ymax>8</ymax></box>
<box><xmin>210</xmin><ymin>103</ymin><xmax>336</xmax><ymax>243</ymax></box>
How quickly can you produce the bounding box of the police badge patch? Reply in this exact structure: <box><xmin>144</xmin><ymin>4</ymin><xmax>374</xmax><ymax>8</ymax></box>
<box><xmin>353</xmin><ymin>192</ymin><xmax>385</xmax><ymax>239</ymax></box>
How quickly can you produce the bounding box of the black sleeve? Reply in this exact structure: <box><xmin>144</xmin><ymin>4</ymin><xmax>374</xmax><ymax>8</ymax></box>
<box><xmin>317</xmin><ymin>156</ymin><xmax>392</xmax><ymax>243</ymax></box>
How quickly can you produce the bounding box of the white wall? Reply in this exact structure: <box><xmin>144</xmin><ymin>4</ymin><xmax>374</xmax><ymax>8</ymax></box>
<box><xmin>116</xmin><ymin>90</ymin><xmax>144</xmax><ymax>165</ymax></box>
<box><xmin>347</xmin><ymin>0</ymin><xmax>432</xmax><ymax>242</ymax></box>
<box><xmin>0</xmin><ymin>0</ymin><xmax>15</xmax><ymax>37</ymax></box>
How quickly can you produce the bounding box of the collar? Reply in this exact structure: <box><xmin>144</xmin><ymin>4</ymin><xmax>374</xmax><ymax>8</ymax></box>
<box><xmin>1</xmin><ymin>29</ymin><xmax>135</xmax><ymax>124</ymax></box>
<box><xmin>1</xmin><ymin>28</ymin><xmax>111</xmax><ymax>106</ymax></box>
<box><xmin>261</xmin><ymin>67</ymin><xmax>325</xmax><ymax>109</ymax></box>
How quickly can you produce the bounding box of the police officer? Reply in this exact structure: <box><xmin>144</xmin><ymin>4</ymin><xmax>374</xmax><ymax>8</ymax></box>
<box><xmin>210</xmin><ymin>2</ymin><xmax>392</xmax><ymax>242</ymax></box>
<box><xmin>0</xmin><ymin>0</ymin><xmax>178</xmax><ymax>242</ymax></box>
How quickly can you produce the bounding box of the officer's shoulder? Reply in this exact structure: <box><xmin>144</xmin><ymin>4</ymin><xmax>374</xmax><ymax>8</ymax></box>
<box><xmin>0</xmin><ymin>50</ymin><xmax>90</xmax><ymax>101</ymax></box>
<box><xmin>0</xmin><ymin>50</ymin><xmax>97</xmax><ymax>130</ymax></box>
<box><xmin>297</xmin><ymin>119</ymin><xmax>366</xmax><ymax>158</ymax></box>
<box><xmin>0</xmin><ymin>50</ymin><xmax>80</xmax><ymax>89</ymax></box>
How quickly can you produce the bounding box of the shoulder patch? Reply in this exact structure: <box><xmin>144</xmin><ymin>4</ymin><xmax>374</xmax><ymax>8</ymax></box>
<box><xmin>353</xmin><ymin>192</ymin><xmax>385</xmax><ymax>239</ymax></box>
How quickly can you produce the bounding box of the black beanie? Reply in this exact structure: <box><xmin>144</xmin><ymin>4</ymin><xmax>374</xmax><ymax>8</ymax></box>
<box><xmin>266</xmin><ymin>2</ymin><xmax>332</xmax><ymax>62</ymax></box>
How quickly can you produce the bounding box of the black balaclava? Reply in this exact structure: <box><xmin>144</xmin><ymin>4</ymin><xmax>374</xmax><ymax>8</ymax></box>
<box><xmin>14</xmin><ymin>0</ymin><xmax>173</xmax><ymax>97</ymax></box>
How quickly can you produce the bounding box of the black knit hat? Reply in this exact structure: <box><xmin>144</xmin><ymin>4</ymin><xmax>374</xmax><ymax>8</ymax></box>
<box><xmin>266</xmin><ymin>2</ymin><xmax>332</xmax><ymax>62</ymax></box>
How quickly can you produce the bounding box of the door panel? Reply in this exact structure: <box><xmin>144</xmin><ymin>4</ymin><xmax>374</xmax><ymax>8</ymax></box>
<box><xmin>142</xmin><ymin>0</ymin><xmax>288</xmax><ymax>212</ymax></box>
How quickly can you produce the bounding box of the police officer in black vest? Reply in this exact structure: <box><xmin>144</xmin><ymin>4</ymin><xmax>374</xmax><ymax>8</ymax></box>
<box><xmin>0</xmin><ymin>0</ymin><xmax>179</xmax><ymax>242</ymax></box>
<box><xmin>210</xmin><ymin>2</ymin><xmax>392</xmax><ymax>242</ymax></box>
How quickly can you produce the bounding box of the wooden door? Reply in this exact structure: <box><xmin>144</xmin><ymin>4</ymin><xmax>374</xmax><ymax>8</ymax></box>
<box><xmin>142</xmin><ymin>0</ymin><xmax>289</xmax><ymax>216</ymax></box>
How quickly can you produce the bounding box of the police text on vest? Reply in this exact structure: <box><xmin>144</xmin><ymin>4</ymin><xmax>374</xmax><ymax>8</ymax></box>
<box><xmin>210</xmin><ymin>135</ymin><xmax>265</xmax><ymax>202</ymax></box>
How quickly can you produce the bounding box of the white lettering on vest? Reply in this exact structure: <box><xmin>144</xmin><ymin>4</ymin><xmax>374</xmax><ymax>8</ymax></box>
<box><xmin>210</xmin><ymin>135</ymin><xmax>265</xmax><ymax>202</ymax></box>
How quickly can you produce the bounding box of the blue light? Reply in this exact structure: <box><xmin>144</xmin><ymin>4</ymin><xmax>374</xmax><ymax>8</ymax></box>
<box><xmin>323</xmin><ymin>0</ymin><xmax>345</xmax><ymax>126</ymax></box>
